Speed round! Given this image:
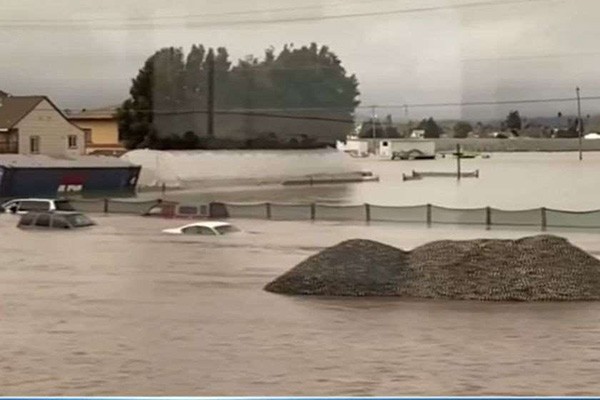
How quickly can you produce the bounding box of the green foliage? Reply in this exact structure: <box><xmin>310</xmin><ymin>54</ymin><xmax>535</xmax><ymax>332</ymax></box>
<box><xmin>453</xmin><ymin>121</ymin><xmax>473</xmax><ymax>138</ymax></box>
<box><xmin>417</xmin><ymin>117</ymin><xmax>443</xmax><ymax>138</ymax></box>
<box><xmin>506</xmin><ymin>110</ymin><xmax>522</xmax><ymax>131</ymax></box>
<box><xmin>118</xmin><ymin>43</ymin><xmax>360</xmax><ymax>149</ymax></box>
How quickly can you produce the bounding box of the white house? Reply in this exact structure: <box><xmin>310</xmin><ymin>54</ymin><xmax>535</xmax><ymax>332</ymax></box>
<box><xmin>0</xmin><ymin>92</ymin><xmax>86</xmax><ymax>157</ymax></box>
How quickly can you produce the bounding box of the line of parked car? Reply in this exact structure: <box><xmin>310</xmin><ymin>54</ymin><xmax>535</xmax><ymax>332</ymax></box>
<box><xmin>0</xmin><ymin>198</ymin><xmax>240</xmax><ymax>236</ymax></box>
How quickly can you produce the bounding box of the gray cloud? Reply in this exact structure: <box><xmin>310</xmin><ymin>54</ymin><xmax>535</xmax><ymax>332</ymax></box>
<box><xmin>1</xmin><ymin>0</ymin><xmax>598</xmax><ymax>120</ymax></box>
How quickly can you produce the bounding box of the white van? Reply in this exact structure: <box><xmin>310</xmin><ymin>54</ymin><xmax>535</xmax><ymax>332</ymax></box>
<box><xmin>1</xmin><ymin>198</ymin><xmax>75</xmax><ymax>214</ymax></box>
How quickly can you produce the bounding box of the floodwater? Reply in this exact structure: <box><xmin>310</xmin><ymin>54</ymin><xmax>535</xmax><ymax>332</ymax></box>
<box><xmin>5</xmin><ymin>151</ymin><xmax>600</xmax><ymax>395</ymax></box>
<box><xmin>153</xmin><ymin>152</ymin><xmax>600</xmax><ymax>211</ymax></box>
<box><xmin>2</xmin><ymin>213</ymin><xmax>600</xmax><ymax>395</ymax></box>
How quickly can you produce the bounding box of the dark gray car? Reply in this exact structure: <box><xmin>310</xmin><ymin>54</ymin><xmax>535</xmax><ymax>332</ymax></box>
<box><xmin>17</xmin><ymin>211</ymin><xmax>96</xmax><ymax>230</ymax></box>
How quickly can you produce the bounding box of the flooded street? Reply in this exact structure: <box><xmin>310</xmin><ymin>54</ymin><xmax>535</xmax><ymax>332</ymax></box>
<box><xmin>2</xmin><ymin>213</ymin><xmax>600</xmax><ymax>395</ymax></box>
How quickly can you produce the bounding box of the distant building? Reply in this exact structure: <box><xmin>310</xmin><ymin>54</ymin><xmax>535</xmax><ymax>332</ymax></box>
<box><xmin>410</xmin><ymin>129</ymin><xmax>426</xmax><ymax>139</ymax></box>
<box><xmin>336</xmin><ymin>136</ymin><xmax>435</xmax><ymax>159</ymax></box>
<box><xmin>66</xmin><ymin>107</ymin><xmax>125</xmax><ymax>156</ymax></box>
<box><xmin>0</xmin><ymin>92</ymin><xmax>86</xmax><ymax>157</ymax></box>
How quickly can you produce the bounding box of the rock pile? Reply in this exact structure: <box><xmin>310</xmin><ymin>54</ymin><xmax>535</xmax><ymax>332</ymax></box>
<box><xmin>264</xmin><ymin>235</ymin><xmax>600</xmax><ymax>301</ymax></box>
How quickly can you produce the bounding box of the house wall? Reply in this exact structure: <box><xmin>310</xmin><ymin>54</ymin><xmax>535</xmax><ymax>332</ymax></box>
<box><xmin>16</xmin><ymin>99</ymin><xmax>85</xmax><ymax>156</ymax></box>
<box><xmin>71</xmin><ymin>119</ymin><xmax>120</xmax><ymax>145</ymax></box>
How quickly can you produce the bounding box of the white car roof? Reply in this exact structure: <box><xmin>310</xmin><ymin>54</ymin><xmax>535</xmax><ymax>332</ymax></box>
<box><xmin>2</xmin><ymin>198</ymin><xmax>55</xmax><ymax>204</ymax></box>
<box><xmin>179</xmin><ymin>221</ymin><xmax>232</xmax><ymax>229</ymax></box>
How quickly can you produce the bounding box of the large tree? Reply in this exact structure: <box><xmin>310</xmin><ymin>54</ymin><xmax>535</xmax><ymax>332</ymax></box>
<box><xmin>417</xmin><ymin>117</ymin><xmax>443</xmax><ymax>138</ymax></box>
<box><xmin>453</xmin><ymin>121</ymin><xmax>473</xmax><ymax>138</ymax></box>
<box><xmin>505</xmin><ymin>110</ymin><xmax>522</xmax><ymax>132</ymax></box>
<box><xmin>118</xmin><ymin>43</ymin><xmax>360</xmax><ymax>149</ymax></box>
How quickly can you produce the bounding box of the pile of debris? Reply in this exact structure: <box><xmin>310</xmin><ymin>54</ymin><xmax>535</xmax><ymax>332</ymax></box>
<box><xmin>264</xmin><ymin>235</ymin><xmax>600</xmax><ymax>301</ymax></box>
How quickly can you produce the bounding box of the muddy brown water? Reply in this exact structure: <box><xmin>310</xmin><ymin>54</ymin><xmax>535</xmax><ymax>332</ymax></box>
<box><xmin>2</xmin><ymin>214</ymin><xmax>600</xmax><ymax>395</ymax></box>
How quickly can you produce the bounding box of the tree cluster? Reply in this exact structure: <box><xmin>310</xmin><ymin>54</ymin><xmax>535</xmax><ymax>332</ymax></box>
<box><xmin>416</xmin><ymin>117</ymin><xmax>444</xmax><ymax>138</ymax></box>
<box><xmin>118</xmin><ymin>43</ymin><xmax>360</xmax><ymax>149</ymax></box>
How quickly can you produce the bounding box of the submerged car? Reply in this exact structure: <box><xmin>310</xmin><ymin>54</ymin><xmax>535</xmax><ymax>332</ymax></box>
<box><xmin>162</xmin><ymin>221</ymin><xmax>240</xmax><ymax>236</ymax></box>
<box><xmin>17</xmin><ymin>211</ymin><xmax>96</xmax><ymax>230</ymax></box>
<box><xmin>2</xmin><ymin>198</ymin><xmax>75</xmax><ymax>214</ymax></box>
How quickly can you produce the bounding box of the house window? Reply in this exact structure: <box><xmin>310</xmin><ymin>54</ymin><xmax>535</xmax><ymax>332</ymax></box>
<box><xmin>83</xmin><ymin>129</ymin><xmax>92</xmax><ymax>145</ymax></box>
<box><xmin>30</xmin><ymin>136</ymin><xmax>40</xmax><ymax>154</ymax></box>
<box><xmin>68</xmin><ymin>135</ymin><xmax>78</xmax><ymax>149</ymax></box>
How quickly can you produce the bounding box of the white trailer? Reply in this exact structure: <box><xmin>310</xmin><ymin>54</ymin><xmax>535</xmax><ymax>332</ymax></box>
<box><xmin>379</xmin><ymin>139</ymin><xmax>436</xmax><ymax>160</ymax></box>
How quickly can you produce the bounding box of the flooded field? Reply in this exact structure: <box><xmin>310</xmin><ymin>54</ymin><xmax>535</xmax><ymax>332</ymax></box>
<box><xmin>152</xmin><ymin>152</ymin><xmax>600</xmax><ymax>210</ymax></box>
<box><xmin>2</xmin><ymin>213</ymin><xmax>600</xmax><ymax>395</ymax></box>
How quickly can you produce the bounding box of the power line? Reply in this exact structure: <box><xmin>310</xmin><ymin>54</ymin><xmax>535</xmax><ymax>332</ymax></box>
<box><xmin>384</xmin><ymin>96</ymin><xmax>600</xmax><ymax>109</ymax></box>
<box><xmin>464</xmin><ymin>51</ymin><xmax>600</xmax><ymax>62</ymax></box>
<box><xmin>0</xmin><ymin>0</ymin><xmax>415</xmax><ymax>23</ymax></box>
<box><xmin>147</xmin><ymin>108</ymin><xmax>356</xmax><ymax>124</ymax></box>
<box><xmin>0</xmin><ymin>0</ymin><xmax>557</xmax><ymax>30</ymax></box>
<box><xmin>85</xmin><ymin>94</ymin><xmax>600</xmax><ymax>115</ymax></box>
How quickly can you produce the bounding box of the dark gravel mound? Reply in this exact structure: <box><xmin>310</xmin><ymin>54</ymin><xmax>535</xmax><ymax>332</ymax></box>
<box><xmin>264</xmin><ymin>235</ymin><xmax>600</xmax><ymax>301</ymax></box>
<box><xmin>264</xmin><ymin>239</ymin><xmax>412</xmax><ymax>296</ymax></box>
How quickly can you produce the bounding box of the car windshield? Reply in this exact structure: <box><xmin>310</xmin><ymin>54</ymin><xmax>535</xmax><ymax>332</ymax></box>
<box><xmin>64</xmin><ymin>214</ymin><xmax>95</xmax><ymax>227</ymax></box>
<box><xmin>214</xmin><ymin>225</ymin><xmax>240</xmax><ymax>235</ymax></box>
<box><xmin>55</xmin><ymin>200</ymin><xmax>75</xmax><ymax>211</ymax></box>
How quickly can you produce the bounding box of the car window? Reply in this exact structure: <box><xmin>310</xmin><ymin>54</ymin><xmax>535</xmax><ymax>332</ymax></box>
<box><xmin>64</xmin><ymin>214</ymin><xmax>95</xmax><ymax>227</ymax></box>
<box><xmin>178</xmin><ymin>206</ymin><xmax>199</xmax><ymax>215</ymax></box>
<box><xmin>214</xmin><ymin>225</ymin><xmax>240</xmax><ymax>235</ymax></box>
<box><xmin>35</xmin><ymin>213</ymin><xmax>51</xmax><ymax>227</ymax></box>
<box><xmin>181</xmin><ymin>226</ymin><xmax>217</xmax><ymax>235</ymax></box>
<box><xmin>54</xmin><ymin>200</ymin><xmax>75</xmax><ymax>211</ymax></box>
<box><xmin>51</xmin><ymin>216</ymin><xmax>70</xmax><ymax>229</ymax></box>
<box><xmin>18</xmin><ymin>213</ymin><xmax>36</xmax><ymax>226</ymax></box>
<box><xmin>20</xmin><ymin>201</ymin><xmax>50</xmax><ymax>212</ymax></box>
<box><xmin>146</xmin><ymin>205</ymin><xmax>162</xmax><ymax>215</ymax></box>
<box><xmin>4</xmin><ymin>201</ymin><xmax>19</xmax><ymax>212</ymax></box>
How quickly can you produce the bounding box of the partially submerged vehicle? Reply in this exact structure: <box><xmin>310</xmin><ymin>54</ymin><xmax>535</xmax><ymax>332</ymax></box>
<box><xmin>162</xmin><ymin>221</ymin><xmax>240</xmax><ymax>236</ymax></box>
<box><xmin>144</xmin><ymin>201</ymin><xmax>229</xmax><ymax>219</ymax></box>
<box><xmin>17</xmin><ymin>211</ymin><xmax>96</xmax><ymax>230</ymax></box>
<box><xmin>1</xmin><ymin>198</ymin><xmax>75</xmax><ymax>214</ymax></box>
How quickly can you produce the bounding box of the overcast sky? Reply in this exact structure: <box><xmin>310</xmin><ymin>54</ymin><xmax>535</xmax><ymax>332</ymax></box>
<box><xmin>1</xmin><ymin>0</ymin><xmax>599</xmax><ymax>120</ymax></box>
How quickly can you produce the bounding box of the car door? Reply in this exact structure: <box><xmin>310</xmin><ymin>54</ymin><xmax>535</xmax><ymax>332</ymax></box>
<box><xmin>51</xmin><ymin>215</ymin><xmax>71</xmax><ymax>229</ymax></box>
<box><xmin>18</xmin><ymin>200</ymin><xmax>50</xmax><ymax>214</ymax></box>
<box><xmin>32</xmin><ymin>213</ymin><xmax>51</xmax><ymax>229</ymax></box>
<box><xmin>17</xmin><ymin>212</ymin><xmax>36</xmax><ymax>228</ymax></box>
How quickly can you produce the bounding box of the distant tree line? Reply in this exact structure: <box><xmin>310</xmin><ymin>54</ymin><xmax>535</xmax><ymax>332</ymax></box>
<box><xmin>118</xmin><ymin>43</ymin><xmax>360</xmax><ymax>150</ymax></box>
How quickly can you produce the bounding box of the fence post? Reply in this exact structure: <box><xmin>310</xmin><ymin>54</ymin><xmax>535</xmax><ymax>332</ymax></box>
<box><xmin>456</xmin><ymin>144</ymin><xmax>461</xmax><ymax>181</ymax></box>
<box><xmin>266</xmin><ymin>202</ymin><xmax>272</xmax><ymax>220</ymax></box>
<box><xmin>486</xmin><ymin>206</ymin><xmax>491</xmax><ymax>230</ymax></box>
<box><xmin>541</xmin><ymin>207</ymin><xmax>547</xmax><ymax>231</ymax></box>
<box><xmin>311</xmin><ymin>203</ymin><xmax>316</xmax><ymax>221</ymax></box>
<box><xmin>365</xmin><ymin>203</ymin><xmax>371</xmax><ymax>223</ymax></box>
<box><xmin>103</xmin><ymin>198</ymin><xmax>109</xmax><ymax>213</ymax></box>
<box><xmin>426</xmin><ymin>203</ymin><xmax>432</xmax><ymax>227</ymax></box>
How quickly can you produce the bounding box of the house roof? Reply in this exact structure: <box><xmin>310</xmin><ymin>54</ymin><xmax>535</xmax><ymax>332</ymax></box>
<box><xmin>0</xmin><ymin>94</ymin><xmax>86</xmax><ymax>133</ymax></box>
<box><xmin>0</xmin><ymin>96</ymin><xmax>45</xmax><ymax>130</ymax></box>
<box><xmin>65</xmin><ymin>106</ymin><xmax>118</xmax><ymax>120</ymax></box>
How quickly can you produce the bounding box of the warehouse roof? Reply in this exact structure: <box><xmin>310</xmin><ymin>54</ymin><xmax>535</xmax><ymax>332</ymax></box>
<box><xmin>0</xmin><ymin>154</ymin><xmax>137</xmax><ymax>168</ymax></box>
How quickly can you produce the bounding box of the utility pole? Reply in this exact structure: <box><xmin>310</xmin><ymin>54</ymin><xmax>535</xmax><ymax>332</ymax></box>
<box><xmin>576</xmin><ymin>87</ymin><xmax>583</xmax><ymax>161</ymax></box>
<box><xmin>370</xmin><ymin>105</ymin><xmax>376</xmax><ymax>138</ymax></box>
<box><xmin>207</xmin><ymin>50</ymin><xmax>215</xmax><ymax>138</ymax></box>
